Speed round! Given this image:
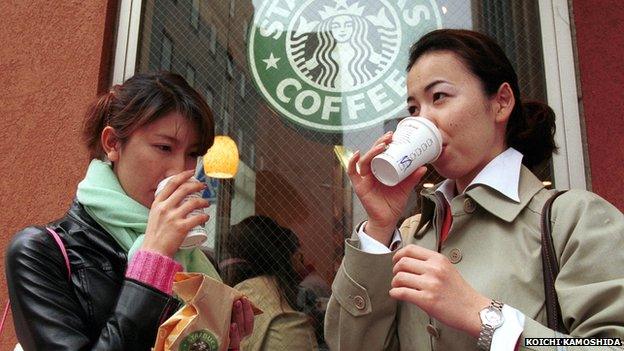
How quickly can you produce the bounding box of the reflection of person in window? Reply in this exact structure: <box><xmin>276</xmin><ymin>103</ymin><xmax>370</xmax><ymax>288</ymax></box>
<box><xmin>305</xmin><ymin>14</ymin><xmax>381</xmax><ymax>89</ymax></box>
<box><xmin>325</xmin><ymin>29</ymin><xmax>624</xmax><ymax>350</ymax></box>
<box><xmin>223</xmin><ymin>216</ymin><xmax>318</xmax><ymax>351</ymax></box>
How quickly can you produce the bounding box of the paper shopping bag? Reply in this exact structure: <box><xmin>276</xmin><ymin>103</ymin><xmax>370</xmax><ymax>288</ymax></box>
<box><xmin>153</xmin><ymin>272</ymin><xmax>262</xmax><ymax>351</ymax></box>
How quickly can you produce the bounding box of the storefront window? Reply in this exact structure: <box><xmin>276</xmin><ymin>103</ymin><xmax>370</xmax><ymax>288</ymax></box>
<box><xmin>134</xmin><ymin>1</ymin><xmax>551</xmax><ymax>348</ymax></box>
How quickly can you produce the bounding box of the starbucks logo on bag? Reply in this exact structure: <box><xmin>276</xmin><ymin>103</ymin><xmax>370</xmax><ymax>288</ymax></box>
<box><xmin>180</xmin><ymin>330</ymin><xmax>219</xmax><ymax>351</ymax></box>
<box><xmin>249</xmin><ymin>0</ymin><xmax>442</xmax><ymax>132</ymax></box>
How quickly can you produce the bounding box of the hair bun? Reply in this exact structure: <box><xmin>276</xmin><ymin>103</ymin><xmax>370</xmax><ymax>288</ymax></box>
<box><xmin>511</xmin><ymin>101</ymin><xmax>558</xmax><ymax>168</ymax></box>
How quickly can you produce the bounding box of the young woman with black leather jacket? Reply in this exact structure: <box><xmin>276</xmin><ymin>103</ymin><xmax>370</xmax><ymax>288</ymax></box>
<box><xmin>5</xmin><ymin>72</ymin><xmax>254</xmax><ymax>350</ymax></box>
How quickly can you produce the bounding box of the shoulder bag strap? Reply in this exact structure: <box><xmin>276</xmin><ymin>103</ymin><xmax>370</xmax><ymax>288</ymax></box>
<box><xmin>1</xmin><ymin>227</ymin><xmax>72</xmax><ymax>333</ymax></box>
<box><xmin>0</xmin><ymin>302</ymin><xmax>9</xmax><ymax>335</ymax></box>
<box><xmin>45</xmin><ymin>227</ymin><xmax>71</xmax><ymax>280</ymax></box>
<box><xmin>541</xmin><ymin>190</ymin><xmax>568</xmax><ymax>333</ymax></box>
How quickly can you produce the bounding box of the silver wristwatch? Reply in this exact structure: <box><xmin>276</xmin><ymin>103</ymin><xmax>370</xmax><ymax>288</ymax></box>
<box><xmin>477</xmin><ymin>300</ymin><xmax>505</xmax><ymax>350</ymax></box>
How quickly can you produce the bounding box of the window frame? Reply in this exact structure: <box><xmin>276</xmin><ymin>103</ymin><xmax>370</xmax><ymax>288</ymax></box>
<box><xmin>538</xmin><ymin>0</ymin><xmax>587</xmax><ymax>189</ymax></box>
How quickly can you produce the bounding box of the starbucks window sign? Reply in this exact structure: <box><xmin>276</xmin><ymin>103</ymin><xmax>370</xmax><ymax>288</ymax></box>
<box><xmin>249</xmin><ymin>0</ymin><xmax>442</xmax><ymax>132</ymax></box>
<box><xmin>132</xmin><ymin>1</ymin><xmax>551</xmax><ymax>349</ymax></box>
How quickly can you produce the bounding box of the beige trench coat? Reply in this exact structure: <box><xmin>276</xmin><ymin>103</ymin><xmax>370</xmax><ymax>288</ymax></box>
<box><xmin>236</xmin><ymin>276</ymin><xmax>318</xmax><ymax>351</ymax></box>
<box><xmin>325</xmin><ymin>166</ymin><xmax>624</xmax><ymax>350</ymax></box>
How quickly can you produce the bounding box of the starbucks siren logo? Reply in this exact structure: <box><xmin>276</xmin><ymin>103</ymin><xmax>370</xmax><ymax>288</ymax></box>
<box><xmin>180</xmin><ymin>330</ymin><xmax>219</xmax><ymax>351</ymax></box>
<box><xmin>249</xmin><ymin>0</ymin><xmax>441</xmax><ymax>132</ymax></box>
<box><xmin>288</xmin><ymin>1</ymin><xmax>400</xmax><ymax>92</ymax></box>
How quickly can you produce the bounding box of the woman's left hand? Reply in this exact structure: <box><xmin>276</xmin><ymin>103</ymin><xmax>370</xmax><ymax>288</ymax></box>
<box><xmin>389</xmin><ymin>244</ymin><xmax>491</xmax><ymax>338</ymax></box>
<box><xmin>228</xmin><ymin>298</ymin><xmax>254</xmax><ymax>350</ymax></box>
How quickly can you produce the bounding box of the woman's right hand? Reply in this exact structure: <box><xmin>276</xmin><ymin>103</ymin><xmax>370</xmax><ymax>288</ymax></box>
<box><xmin>141</xmin><ymin>170</ymin><xmax>210</xmax><ymax>257</ymax></box>
<box><xmin>348</xmin><ymin>131</ymin><xmax>427</xmax><ymax>246</ymax></box>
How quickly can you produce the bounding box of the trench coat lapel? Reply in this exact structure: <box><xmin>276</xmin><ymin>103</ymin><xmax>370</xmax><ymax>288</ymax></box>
<box><xmin>466</xmin><ymin>166</ymin><xmax>545</xmax><ymax>222</ymax></box>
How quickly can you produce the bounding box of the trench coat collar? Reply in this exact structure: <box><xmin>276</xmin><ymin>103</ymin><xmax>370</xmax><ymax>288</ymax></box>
<box><xmin>465</xmin><ymin>165</ymin><xmax>545</xmax><ymax>222</ymax></box>
<box><xmin>417</xmin><ymin>165</ymin><xmax>544</xmax><ymax>229</ymax></box>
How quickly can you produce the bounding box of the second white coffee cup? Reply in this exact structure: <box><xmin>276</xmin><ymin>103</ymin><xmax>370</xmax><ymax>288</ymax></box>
<box><xmin>371</xmin><ymin>117</ymin><xmax>443</xmax><ymax>186</ymax></box>
<box><xmin>155</xmin><ymin>175</ymin><xmax>208</xmax><ymax>249</ymax></box>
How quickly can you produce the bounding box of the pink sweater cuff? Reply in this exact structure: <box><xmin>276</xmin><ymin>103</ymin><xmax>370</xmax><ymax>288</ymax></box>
<box><xmin>125</xmin><ymin>250</ymin><xmax>182</xmax><ymax>295</ymax></box>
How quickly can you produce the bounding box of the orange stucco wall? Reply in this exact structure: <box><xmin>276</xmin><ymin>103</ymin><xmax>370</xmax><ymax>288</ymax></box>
<box><xmin>572</xmin><ymin>0</ymin><xmax>624</xmax><ymax>210</ymax></box>
<box><xmin>0</xmin><ymin>1</ymin><xmax>117</xmax><ymax>347</ymax></box>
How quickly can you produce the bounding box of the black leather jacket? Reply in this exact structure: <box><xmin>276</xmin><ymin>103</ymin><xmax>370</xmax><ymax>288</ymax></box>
<box><xmin>5</xmin><ymin>200</ymin><xmax>180</xmax><ymax>350</ymax></box>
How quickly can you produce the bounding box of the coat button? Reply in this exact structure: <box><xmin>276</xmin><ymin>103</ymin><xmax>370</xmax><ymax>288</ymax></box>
<box><xmin>426</xmin><ymin>324</ymin><xmax>440</xmax><ymax>339</ymax></box>
<box><xmin>448</xmin><ymin>248</ymin><xmax>462</xmax><ymax>264</ymax></box>
<box><xmin>354</xmin><ymin>295</ymin><xmax>366</xmax><ymax>310</ymax></box>
<box><xmin>463</xmin><ymin>198</ymin><xmax>477</xmax><ymax>213</ymax></box>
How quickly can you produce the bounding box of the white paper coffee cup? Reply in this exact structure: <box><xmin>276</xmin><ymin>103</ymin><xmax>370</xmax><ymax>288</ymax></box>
<box><xmin>155</xmin><ymin>175</ymin><xmax>208</xmax><ymax>249</ymax></box>
<box><xmin>371</xmin><ymin>117</ymin><xmax>442</xmax><ymax>186</ymax></box>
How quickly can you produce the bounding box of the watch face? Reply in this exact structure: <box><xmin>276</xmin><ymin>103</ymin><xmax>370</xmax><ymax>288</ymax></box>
<box><xmin>485</xmin><ymin>310</ymin><xmax>502</xmax><ymax>324</ymax></box>
<box><xmin>480</xmin><ymin>306</ymin><xmax>504</xmax><ymax>328</ymax></box>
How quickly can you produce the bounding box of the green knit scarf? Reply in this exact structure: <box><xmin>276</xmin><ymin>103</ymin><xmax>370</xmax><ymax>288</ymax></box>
<box><xmin>76</xmin><ymin>159</ymin><xmax>220</xmax><ymax>281</ymax></box>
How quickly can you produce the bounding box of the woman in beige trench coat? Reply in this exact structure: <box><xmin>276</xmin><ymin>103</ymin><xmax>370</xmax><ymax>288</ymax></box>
<box><xmin>223</xmin><ymin>216</ymin><xmax>318</xmax><ymax>351</ymax></box>
<box><xmin>325</xmin><ymin>29</ymin><xmax>624</xmax><ymax>351</ymax></box>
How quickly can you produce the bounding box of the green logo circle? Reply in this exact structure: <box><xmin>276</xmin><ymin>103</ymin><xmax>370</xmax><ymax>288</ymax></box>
<box><xmin>180</xmin><ymin>330</ymin><xmax>219</xmax><ymax>351</ymax></box>
<box><xmin>249</xmin><ymin>0</ymin><xmax>442</xmax><ymax>132</ymax></box>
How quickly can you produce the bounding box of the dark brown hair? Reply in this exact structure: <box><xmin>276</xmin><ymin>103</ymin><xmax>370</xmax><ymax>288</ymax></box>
<box><xmin>223</xmin><ymin>215</ymin><xmax>301</xmax><ymax>311</ymax></box>
<box><xmin>407</xmin><ymin>29</ymin><xmax>557</xmax><ymax>168</ymax></box>
<box><xmin>82</xmin><ymin>71</ymin><xmax>215</xmax><ymax>160</ymax></box>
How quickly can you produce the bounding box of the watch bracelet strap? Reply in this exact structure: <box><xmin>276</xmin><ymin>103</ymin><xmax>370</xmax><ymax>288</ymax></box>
<box><xmin>477</xmin><ymin>324</ymin><xmax>495</xmax><ymax>350</ymax></box>
<box><xmin>491</xmin><ymin>300</ymin><xmax>503</xmax><ymax>310</ymax></box>
<box><xmin>477</xmin><ymin>300</ymin><xmax>503</xmax><ymax>350</ymax></box>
